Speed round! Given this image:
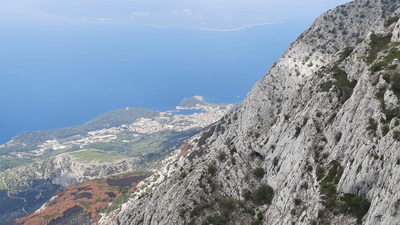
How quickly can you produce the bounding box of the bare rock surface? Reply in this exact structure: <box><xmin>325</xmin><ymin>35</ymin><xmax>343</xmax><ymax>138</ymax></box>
<box><xmin>109</xmin><ymin>0</ymin><xmax>400</xmax><ymax>224</ymax></box>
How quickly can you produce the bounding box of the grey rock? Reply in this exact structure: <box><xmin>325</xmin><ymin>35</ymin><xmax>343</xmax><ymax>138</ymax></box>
<box><xmin>107</xmin><ymin>1</ymin><xmax>400</xmax><ymax>225</ymax></box>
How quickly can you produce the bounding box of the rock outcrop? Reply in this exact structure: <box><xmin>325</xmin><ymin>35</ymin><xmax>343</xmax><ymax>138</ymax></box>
<box><xmin>109</xmin><ymin>0</ymin><xmax>400</xmax><ymax>224</ymax></box>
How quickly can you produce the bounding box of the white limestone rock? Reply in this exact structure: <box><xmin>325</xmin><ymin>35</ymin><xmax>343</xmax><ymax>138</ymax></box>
<box><xmin>109</xmin><ymin>1</ymin><xmax>400</xmax><ymax>225</ymax></box>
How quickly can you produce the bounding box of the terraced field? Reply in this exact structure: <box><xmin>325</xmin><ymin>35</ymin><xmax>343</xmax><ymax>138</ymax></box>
<box><xmin>70</xmin><ymin>150</ymin><xmax>125</xmax><ymax>163</ymax></box>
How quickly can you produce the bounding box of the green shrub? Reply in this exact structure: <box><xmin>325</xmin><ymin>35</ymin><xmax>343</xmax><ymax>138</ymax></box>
<box><xmin>77</xmin><ymin>200</ymin><xmax>90</xmax><ymax>209</ymax></box>
<box><xmin>105</xmin><ymin>192</ymin><xmax>130</xmax><ymax>213</ymax></box>
<box><xmin>216</xmin><ymin>196</ymin><xmax>236</xmax><ymax>213</ymax></box>
<box><xmin>251</xmin><ymin>221</ymin><xmax>262</xmax><ymax>225</ymax></box>
<box><xmin>204</xmin><ymin>214</ymin><xmax>228</xmax><ymax>225</ymax></box>
<box><xmin>370</xmin><ymin>61</ymin><xmax>387</xmax><ymax>72</ymax></box>
<box><xmin>370</xmin><ymin>48</ymin><xmax>400</xmax><ymax>72</ymax></box>
<box><xmin>316</xmin><ymin>165</ymin><xmax>325</xmax><ymax>181</ymax></box>
<box><xmin>367</xmin><ymin>118</ymin><xmax>378</xmax><ymax>132</ymax></box>
<box><xmin>294</xmin><ymin>198</ymin><xmax>302</xmax><ymax>206</ymax></box>
<box><xmin>382</xmin><ymin>108</ymin><xmax>400</xmax><ymax>122</ymax></box>
<box><xmin>385</xmin><ymin>16</ymin><xmax>400</xmax><ymax>27</ymax></box>
<box><xmin>242</xmin><ymin>207</ymin><xmax>255</xmax><ymax>216</ymax></box>
<box><xmin>191</xmin><ymin>201</ymin><xmax>213</xmax><ymax>217</ymax></box>
<box><xmin>367</xmin><ymin>33</ymin><xmax>392</xmax><ymax>64</ymax></box>
<box><xmin>382</xmin><ymin>124</ymin><xmax>390</xmax><ymax>136</ymax></box>
<box><xmin>218</xmin><ymin>151</ymin><xmax>227</xmax><ymax>162</ymax></box>
<box><xmin>252</xmin><ymin>184</ymin><xmax>274</xmax><ymax>205</ymax></box>
<box><xmin>180</xmin><ymin>171</ymin><xmax>187</xmax><ymax>178</ymax></box>
<box><xmin>192</xmin><ymin>196</ymin><xmax>239</xmax><ymax>225</ymax></box>
<box><xmin>333</xmin><ymin>70</ymin><xmax>357</xmax><ymax>102</ymax></box>
<box><xmin>300</xmin><ymin>182</ymin><xmax>309</xmax><ymax>190</ymax></box>
<box><xmin>339</xmin><ymin>47</ymin><xmax>354</xmax><ymax>62</ymax></box>
<box><xmin>340</xmin><ymin>193</ymin><xmax>371</xmax><ymax>224</ymax></box>
<box><xmin>320</xmin><ymin>66</ymin><xmax>356</xmax><ymax>103</ymax></box>
<box><xmin>383</xmin><ymin>73</ymin><xmax>391</xmax><ymax>83</ymax></box>
<box><xmin>391</xmin><ymin>73</ymin><xmax>400</xmax><ymax>98</ymax></box>
<box><xmin>242</xmin><ymin>189</ymin><xmax>252</xmax><ymax>201</ymax></box>
<box><xmin>316</xmin><ymin>161</ymin><xmax>370</xmax><ymax>224</ymax></box>
<box><xmin>208</xmin><ymin>163</ymin><xmax>217</xmax><ymax>176</ymax></box>
<box><xmin>206</xmin><ymin>177</ymin><xmax>218</xmax><ymax>191</ymax></box>
<box><xmin>393</xmin><ymin>130</ymin><xmax>400</xmax><ymax>141</ymax></box>
<box><xmin>319</xmin><ymin>161</ymin><xmax>344</xmax><ymax>208</ymax></box>
<box><xmin>257</xmin><ymin>212</ymin><xmax>264</xmax><ymax>221</ymax></box>
<box><xmin>253</xmin><ymin>167</ymin><xmax>265</xmax><ymax>179</ymax></box>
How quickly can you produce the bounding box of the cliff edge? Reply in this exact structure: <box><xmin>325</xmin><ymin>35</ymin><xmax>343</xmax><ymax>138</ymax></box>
<box><xmin>110</xmin><ymin>1</ymin><xmax>400</xmax><ymax>224</ymax></box>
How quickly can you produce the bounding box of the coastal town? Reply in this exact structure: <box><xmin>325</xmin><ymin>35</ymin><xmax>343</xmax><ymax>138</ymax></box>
<box><xmin>4</xmin><ymin>97</ymin><xmax>234</xmax><ymax>157</ymax></box>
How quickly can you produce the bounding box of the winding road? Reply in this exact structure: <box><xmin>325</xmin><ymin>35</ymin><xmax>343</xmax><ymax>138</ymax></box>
<box><xmin>2</xmin><ymin>177</ymin><xmax>28</xmax><ymax>216</ymax></box>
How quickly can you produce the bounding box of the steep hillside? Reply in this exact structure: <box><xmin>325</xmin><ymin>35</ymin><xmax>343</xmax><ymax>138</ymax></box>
<box><xmin>14</xmin><ymin>174</ymin><xmax>148</xmax><ymax>225</ymax></box>
<box><xmin>0</xmin><ymin>97</ymin><xmax>232</xmax><ymax>224</ymax></box>
<box><xmin>107</xmin><ymin>1</ymin><xmax>400</xmax><ymax>224</ymax></box>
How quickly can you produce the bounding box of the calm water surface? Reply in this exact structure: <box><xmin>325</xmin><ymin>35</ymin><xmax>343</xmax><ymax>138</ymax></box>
<box><xmin>0</xmin><ymin>19</ymin><xmax>310</xmax><ymax>144</ymax></box>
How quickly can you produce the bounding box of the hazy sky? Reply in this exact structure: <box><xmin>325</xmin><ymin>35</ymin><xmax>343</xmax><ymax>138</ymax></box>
<box><xmin>0</xmin><ymin>0</ymin><xmax>352</xmax><ymax>30</ymax></box>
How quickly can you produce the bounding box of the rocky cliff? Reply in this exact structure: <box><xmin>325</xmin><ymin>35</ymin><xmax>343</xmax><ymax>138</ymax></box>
<box><xmin>109</xmin><ymin>0</ymin><xmax>400</xmax><ymax>224</ymax></box>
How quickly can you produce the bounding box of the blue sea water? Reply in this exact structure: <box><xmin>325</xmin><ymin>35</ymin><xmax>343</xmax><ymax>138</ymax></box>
<box><xmin>0</xmin><ymin>19</ymin><xmax>311</xmax><ymax>144</ymax></box>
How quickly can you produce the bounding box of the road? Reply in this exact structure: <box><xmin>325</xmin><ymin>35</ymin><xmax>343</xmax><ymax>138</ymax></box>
<box><xmin>2</xmin><ymin>177</ymin><xmax>28</xmax><ymax>216</ymax></box>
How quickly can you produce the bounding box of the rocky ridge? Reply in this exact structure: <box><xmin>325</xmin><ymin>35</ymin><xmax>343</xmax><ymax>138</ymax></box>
<box><xmin>108</xmin><ymin>1</ymin><xmax>400</xmax><ymax>225</ymax></box>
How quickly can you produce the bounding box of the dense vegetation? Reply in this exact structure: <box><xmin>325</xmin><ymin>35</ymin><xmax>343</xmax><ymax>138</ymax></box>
<box><xmin>320</xmin><ymin>66</ymin><xmax>357</xmax><ymax>103</ymax></box>
<box><xmin>319</xmin><ymin>47</ymin><xmax>357</xmax><ymax>103</ymax></box>
<box><xmin>15</xmin><ymin>174</ymin><xmax>147</xmax><ymax>225</ymax></box>
<box><xmin>8</xmin><ymin>107</ymin><xmax>159</xmax><ymax>146</ymax></box>
<box><xmin>178</xmin><ymin>96</ymin><xmax>204</xmax><ymax>108</ymax></box>
<box><xmin>318</xmin><ymin>161</ymin><xmax>370</xmax><ymax>224</ymax></box>
<box><xmin>0</xmin><ymin>179</ymin><xmax>61</xmax><ymax>225</ymax></box>
<box><xmin>367</xmin><ymin>33</ymin><xmax>392</xmax><ymax>64</ymax></box>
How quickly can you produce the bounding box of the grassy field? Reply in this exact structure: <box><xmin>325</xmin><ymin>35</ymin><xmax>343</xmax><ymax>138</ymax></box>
<box><xmin>70</xmin><ymin>150</ymin><xmax>125</xmax><ymax>163</ymax></box>
<box><xmin>0</xmin><ymin>157</ymin><xmax>33</xmax><ymax>172</ymax></box>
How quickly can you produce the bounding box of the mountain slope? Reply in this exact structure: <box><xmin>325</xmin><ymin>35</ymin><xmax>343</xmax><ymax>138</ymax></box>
<box><xmin>108</xmin><ymin>1</ymin><xmax>400</xmax><ymax>224</ymax></box>
<box><xmin>14</xmin><ymin>174</ymin><xmax>148</xmax><ymax>225</ymax></box>
<box><xmin>0</xmin><ymin>97</ymin><xmax>233</xmax><ymax>224</ymax></box>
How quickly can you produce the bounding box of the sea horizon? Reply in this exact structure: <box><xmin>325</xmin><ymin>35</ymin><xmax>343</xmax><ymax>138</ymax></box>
<box><xmin>0</xmin><ymin>19</ymin><xmax>310</xmax><ymax>144</ymax></box>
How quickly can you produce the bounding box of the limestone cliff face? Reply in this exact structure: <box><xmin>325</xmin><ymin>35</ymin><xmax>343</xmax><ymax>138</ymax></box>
<box><xmin>111</xmin><ymin>1</ymin><xmax>400</xmax><ymax>224</ymax></box>
<box><xmin>3</xmin><ymin>153</ymin><xmax>140</xmax><ymax>191</ymax></box>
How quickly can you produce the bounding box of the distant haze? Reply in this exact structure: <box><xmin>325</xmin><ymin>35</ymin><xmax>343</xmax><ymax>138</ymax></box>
<box><xmin>0</xmin><ymin>0</ymin><xmax>351</xmax><ymax>144</ymax></box>
<box><xmin>0</xmin><ymin>0</ymin><xmax>351</xmax><ymax>30</ymax></box>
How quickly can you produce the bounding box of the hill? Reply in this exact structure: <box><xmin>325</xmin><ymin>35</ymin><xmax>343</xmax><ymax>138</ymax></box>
<box><xmin>0</xmin><ymin>97</ymin><xmax>233</xmax><ymax>224</ymax></box>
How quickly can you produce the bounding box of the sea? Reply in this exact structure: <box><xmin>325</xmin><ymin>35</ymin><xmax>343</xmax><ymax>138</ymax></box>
<box><xmin>0</xmin><ymin>19</ymin><xmax>312</xmax><ymax>144</ymax></box>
